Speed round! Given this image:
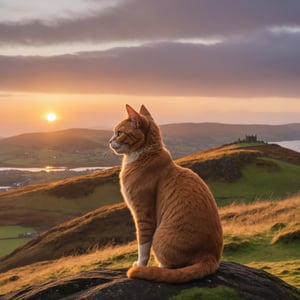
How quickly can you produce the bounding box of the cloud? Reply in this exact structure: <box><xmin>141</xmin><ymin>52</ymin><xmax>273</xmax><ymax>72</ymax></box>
<box><xmin>0</xmin><ymin>29</ymin><xmax>299</xmax><ymax>97</ymax></box>
<box><xmin>0</xmin><ymin>0</ymin><xmax>300</xmax><ymax>45</ymax></box>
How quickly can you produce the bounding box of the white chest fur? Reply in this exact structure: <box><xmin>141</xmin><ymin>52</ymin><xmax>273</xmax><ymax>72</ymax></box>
<box><xmin>123</xmin><ymin>150</ymin><xmax>142</xmax><ymax>165</ymax></box>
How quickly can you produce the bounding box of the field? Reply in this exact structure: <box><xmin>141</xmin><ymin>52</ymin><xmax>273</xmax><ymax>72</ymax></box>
<box><xmin>0</xmin><ymin>196</ymin><xmax>299</xmax><ymax>295</ymax></box>
<box><xmin>0</xmin><ymin>226</ymin><xmax>36</xmax><ymax>258</ymax></box>
<box><xmin>210</xmin><ymin>157</ymin><xmax>300</xmax><ymax>206</ymax></box>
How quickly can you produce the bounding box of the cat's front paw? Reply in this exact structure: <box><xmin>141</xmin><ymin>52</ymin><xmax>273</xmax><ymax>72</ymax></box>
<box><xmin>132</xmin><ymin>261</ymin><xmax>146</xmax><ymax>267</ymax></box>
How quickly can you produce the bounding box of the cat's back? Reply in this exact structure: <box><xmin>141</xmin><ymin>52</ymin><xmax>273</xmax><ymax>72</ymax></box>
<box><xmin>159</xmin><ymin>161</ymin><xmax>214</xmax><ymax>200</ymax></box>
<box><xmin>156</xmin><ymin>162</ymin><xmax>219</xmax><ymax>224</ymax></box>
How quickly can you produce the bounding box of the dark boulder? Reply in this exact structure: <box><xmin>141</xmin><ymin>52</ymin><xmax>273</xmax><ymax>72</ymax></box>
<box><xmin>3</xmin><ymin>261</ymin><xmax>299</xmax><ymax>300</ymax></box>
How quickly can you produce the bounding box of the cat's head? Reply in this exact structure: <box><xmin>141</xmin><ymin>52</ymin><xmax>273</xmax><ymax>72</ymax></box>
<box><xmin>109</xmin><ymin>104</ymin><xmax>162</xmax><ymax>155</ymax></box>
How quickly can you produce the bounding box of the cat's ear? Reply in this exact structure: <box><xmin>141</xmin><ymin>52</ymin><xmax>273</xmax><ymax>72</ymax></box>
<box><xmin>126</xmin><ymin>104</ymin><xmax>142</xmax><ymax>128</ymax></box>
<box><xmin>139</xmin><ymin>105</ymin><xmax>153</xmax><ymax>120</ymax></box>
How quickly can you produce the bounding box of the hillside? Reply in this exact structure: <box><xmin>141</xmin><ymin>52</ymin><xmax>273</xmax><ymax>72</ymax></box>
<box><xmin>0</xmin><ymin>166</ymin><xmax>121</xmax><ymax>229</ymax></box>
<box><xmin>0</xmin><ymin>143</ymin><xmax>300</xmax><ymax>230</ymax></box>
<box><xmin>0</xmin><ymin>128</ymin><xmax>118</xmax><ymax>167</ymax></box>
<box><xmin>0</xmin><ymin>196</ymin><xmax>299</xmax><ymax>295</ymax></box>
<box><xmin>1</xmin><ymin>123</ymin><xmax>300</xmax><ymax>167</ymax></box>
<box><xmin>0</xmin><ymin>142</ymin><xmax>299</xmax><ymax>284</ymax></box>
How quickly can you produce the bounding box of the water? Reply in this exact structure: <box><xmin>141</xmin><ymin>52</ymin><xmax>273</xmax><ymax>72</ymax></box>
<box><xmin>0</xmin><ymin>166</ymin><xmax>111</xmax><ymax>191</ymax></box>
<box><xmin>271</xmin><ymin>140</ymin><xmax>300</xmax><ymax>153</ymax></box>
<box><xmin>0</xmin><ymin>166</ymin><xmax>110</xmax><ymax>173</ymax></box>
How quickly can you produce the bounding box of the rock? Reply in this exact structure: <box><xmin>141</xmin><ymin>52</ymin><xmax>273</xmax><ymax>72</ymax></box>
<box><xmin>189</xmin><ymin>152</ymin><xmax>259</xmax><ymax>182</ymax></box>
<box><xmin>2</xmin><ymin>261</ymin><xmax>299</xmax><ymax>300</ymax></box>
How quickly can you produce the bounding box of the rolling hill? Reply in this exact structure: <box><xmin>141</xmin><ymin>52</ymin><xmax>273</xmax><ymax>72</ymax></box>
<box><xmin>0</xmin><ymin>128</ymin><xmax>118</xmax><ymax>167</ymax></box>
<box><xmin>0</xmin><ymin>196</ymin><xmax>299</xmax><ymax>294</ymax></box>
<box><xmin>0</xmin><ymin>123</ymin><xmax>300</xmax><ymax>167</ymax></box>
<box><xmin>0</xmin><ymin>143</ymin><xmax>300</xmax><ymax>231</ymax></box>
<box><xmin>0</xmin><ymin>142</ymin><xmax>299</xmax><ymax>295</ymax></box>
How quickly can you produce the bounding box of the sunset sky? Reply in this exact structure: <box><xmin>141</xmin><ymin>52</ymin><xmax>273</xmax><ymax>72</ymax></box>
<box><xmin>1</xmin><ymin>0</ymin><xmax>300</xmax><ymax>136</ymax></box>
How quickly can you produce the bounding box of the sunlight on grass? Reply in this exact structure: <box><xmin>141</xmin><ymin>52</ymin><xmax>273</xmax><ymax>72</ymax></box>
<box><xmin>0</xmin><ymin>242</ymin><xmax>136</xmax><ymax>295</ymax></box>
<box><xmin>248</xmin><ymin>260</ymin><xmax>300</xmax><ymax>290</ymax></box>
<box><xmin>0</xmin><ymin>196</ymin><xmax>299</xmax><ymax>295</ymax></box>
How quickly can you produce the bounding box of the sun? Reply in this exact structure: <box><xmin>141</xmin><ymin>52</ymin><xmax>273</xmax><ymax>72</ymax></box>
<box><xmin>46</xmin><ymin>112</ymin><xmax>57</xmax><ymax>122</ymax></box>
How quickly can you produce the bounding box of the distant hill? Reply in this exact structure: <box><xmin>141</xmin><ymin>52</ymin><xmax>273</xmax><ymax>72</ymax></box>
<box><xmin>161</xmin><ymin>122</ymin><xmax>300</xmax><ymax>158</ymax></box>
<box><xmin>0</xmin><ymin>123</ymin><xmax>300</xmax><ymax>167</ymax></box>
<box><xmin>0</xmin><ymin>128</ymin><xmax>118</xmax><ymax>167</ymax></box>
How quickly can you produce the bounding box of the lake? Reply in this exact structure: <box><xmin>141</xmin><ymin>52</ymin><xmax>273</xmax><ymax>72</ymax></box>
<box><xmin>0</xmin><ymin>166</ymin><xmax>111</xmax><ymax>191</ymax></box>
<box><xmin>271</xmin><ymin>140</ymin><xmax>300</xmax><ymax>153</ymax></box>
<box><xmin>0</xmin><ymin>166</ymin><xmax>110</xmax><ymax>173</ymax></box>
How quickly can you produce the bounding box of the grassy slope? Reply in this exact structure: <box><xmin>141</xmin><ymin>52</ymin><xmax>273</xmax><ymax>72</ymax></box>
<box><xmin>0</xmin><ymin>166</ymin><xmax>122</xmax><ymax>228</ymax></box>
<box><xmin>0</xmin><ymin>196</ymin><xmax>299</xmax><ymax>295</ymax></box>
<box><xmin>210</xmin><ymin>157</ymin><xmax>300</xmax><ymax>205</ymax></box>
<box><xmin>0</xmin><ymin>143</ymin><xmax>299</xmax><ymax>229</ymax></box>
<box><xmin>0</xmin><ymin>143</ymin><xmax>299</xmax><ymax>270</ymax></box>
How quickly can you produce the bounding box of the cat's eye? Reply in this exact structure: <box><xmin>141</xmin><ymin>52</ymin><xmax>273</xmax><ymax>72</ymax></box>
<box><xmin>116</xmin><ymin>130</ymin><xmax>122</xmax><ymax>137</ymax></box>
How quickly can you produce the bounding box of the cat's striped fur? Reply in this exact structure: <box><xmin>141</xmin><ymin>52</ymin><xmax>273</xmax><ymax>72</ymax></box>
<box><xmin>109</xmin><ymin>104</ymin><xmax>223</xmax><ymax>283</ymax></box>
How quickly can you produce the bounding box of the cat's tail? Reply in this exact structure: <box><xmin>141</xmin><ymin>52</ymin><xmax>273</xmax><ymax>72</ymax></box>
<box><xmin>127</xmin><ymin>256</ymin><xmax>219</xmax><ymax>283</ymax></box>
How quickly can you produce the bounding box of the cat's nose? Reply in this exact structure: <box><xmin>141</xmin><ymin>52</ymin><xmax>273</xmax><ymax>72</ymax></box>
<box><xmin>109</xmin><ymin>135</ymin><xmax>115</xmax><ymax>144</ymax></box>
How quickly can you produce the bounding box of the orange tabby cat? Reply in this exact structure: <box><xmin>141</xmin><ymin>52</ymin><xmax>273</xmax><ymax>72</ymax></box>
<box><xmin>109</xmin><ymin>104</ymin><xmax>223</xmax><ymax>283</ymax></box>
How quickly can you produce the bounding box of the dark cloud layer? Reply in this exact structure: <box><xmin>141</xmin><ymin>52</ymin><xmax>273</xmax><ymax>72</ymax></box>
<box><xmin>1</xmin><ymin>30</ymin><xmax>299</xmax><ymax>97</ymax></box>
<box><xmin>0</xmin><ymin>0</ymin><xmax>300</xmax><ymax>45</ymax></box>
<box><xmin>0</xmin><ymin>0</ymin><xmax>299</xmax><ymax>97</ymax></box>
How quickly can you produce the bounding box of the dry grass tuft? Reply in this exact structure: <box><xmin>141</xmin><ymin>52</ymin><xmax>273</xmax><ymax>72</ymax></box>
<box><xmin>0</xmin><ymin>242</ymin><xmax>137</xmax><ymax>295</ymax></box>
<box><xmin>272</xmin><ymin>224</ymin><xmax>300</xmax><ymax>244</ymax></box>
<box><xmin>220</xmin><ymin>196</ymin><xmax>299</xmax><ymax>236</ymax></box>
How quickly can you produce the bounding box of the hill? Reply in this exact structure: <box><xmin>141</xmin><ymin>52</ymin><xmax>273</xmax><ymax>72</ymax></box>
<box><xmin>0</xmin><ymin>196</ymin><xmax>299</xmax><ymax>295</ymax></box>
<box><xmin>0</xmin><ymin>143</ymin><xmax>299</xmax><ymax>229</ymax></box>
<box><xmin>0</xmin><ymin>142</ymin><xmax>299</xmax><ymax>261</ymax></box>
<box><xmin>1</xmin><ymin>143</ymin><xmax>300</xmax><ymax>229</ymax></box>
<box><xmin>0</xmin><ymin>128</ymin><xmax>118</xmax><ymax>167</ymax></box>
<box><xmin>1</xmin><ymin>123</ymin><xmax>300</xmax><ymax>167</ymax></box>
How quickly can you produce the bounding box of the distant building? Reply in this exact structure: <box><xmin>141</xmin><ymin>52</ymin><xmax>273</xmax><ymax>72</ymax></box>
<box><xmin>237</xmin><ymin>134</ymin><xmax>262</xmax><ymax>143</ymax></box>
<box><xmin>245</xmin><ymin>134</ymin><xmax>257</xmax><ymax>142</ymax></box>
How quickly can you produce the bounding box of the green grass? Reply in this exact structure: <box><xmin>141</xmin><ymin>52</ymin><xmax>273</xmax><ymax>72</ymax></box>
<box><xmin>223</xmin><ymin>235</ymin><xmax>300</xmax><ymax>264</ymax></box>
<box><xmin>0</xmin><ymin>226</ymin><xmax>36</xmax><ymax>257</ymax></box>
<box><xmin>3</xmin><ymin>183</ymin><xmax>122</xmax><ymax>215</ymax></box>
<box><xmin>169</xmin><ymin>286</ymin><xmax>241</xmax><ymax>300</ymax></box>
<box><xmin>0</xmin><ymin>146</ymin><xmax>118</xmax><ymax>168</ymax></box>
<box><xmin>236</xmin><ymin>142</ymin><xmax>266</xmax><ymax>147</ymax></box>
<box><xmin>0</xmin><ymin>226</ymin><xmax>35</xmax><ymax>239</ymax></box>
<box><xmin>0</xmin><ymin>195</ymin><xmax>299</xmax><ymax>295</ymax></box>
<box><xmin>90</xmin><ymin>252</ymin><xmax>138</xmax><ymax>269</ymax></box>
<box><xmin>0</xmin><ymin>239</ymin><xmax>31</xmax><ymax>258</ymax></box>
<box><xmin>209</xmin><ymin>157</ymin><xmax>300</xmax><ymax>206</ymax></box>
<box><xmin>222</xmin><ymin>234</ymin><xmax>300</xmax><ymax>288</ymax></box>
